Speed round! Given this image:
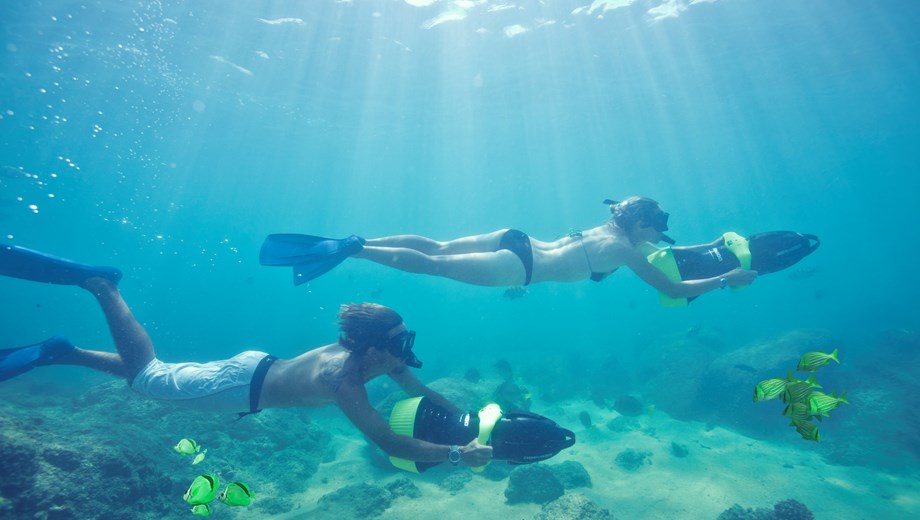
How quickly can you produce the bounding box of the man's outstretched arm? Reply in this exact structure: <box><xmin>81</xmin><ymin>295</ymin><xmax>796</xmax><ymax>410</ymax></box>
<box><xmin>334</xmin><ymin>379</ymin><xmax>491</xmax><ymax>466</ymax></box>
<box><xmin>388</xmin><ymin>365</ymin><xmax>461</xmax><ymax>414</ymax></box>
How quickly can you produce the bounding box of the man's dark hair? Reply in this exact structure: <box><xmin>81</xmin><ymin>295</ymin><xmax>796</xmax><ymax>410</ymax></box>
<box><xmin>338</xmin><ymin>303</ymin><xmax>403</xmax><ymax>353</ymax></box>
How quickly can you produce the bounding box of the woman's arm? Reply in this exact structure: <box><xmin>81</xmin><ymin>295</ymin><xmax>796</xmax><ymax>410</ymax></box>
<box><xmin>334</xmin><ymin>378</ymin><xmax>492</xmax><ymax>466</ymax></box>
<box><xmin>623</xmin><ymin>246</ymin><xmax>757</xmax><ymax>299</ymax></box>
<box><xmin>669</xmin><ymin>236</ymin><xmax>724</xmax><ymax>253</ymax></box>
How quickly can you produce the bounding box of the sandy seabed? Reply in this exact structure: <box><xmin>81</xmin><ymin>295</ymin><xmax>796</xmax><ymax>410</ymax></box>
<box><xmin>280</xmin><ymin>401</ymin><xmax>919</xmax><ymax>520</ymax></box>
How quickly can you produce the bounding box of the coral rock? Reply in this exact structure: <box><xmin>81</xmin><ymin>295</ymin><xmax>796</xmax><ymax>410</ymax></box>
<box><xmin>550</xmin><ymin>460</ymin><xmax>592</xmax><ymax>489</ymax></box>
<box><xmin>504</xmin><ymin>464</ymin><xmax>564</xmax><ymax>504</ymax></box>
<box><xmin>614</xmin><ymin>449</ymin><xmax>652</xmax><ymax>471</ymax></box>
<box><xmin>536</xmin><ymin>492</ymin><xmax>613</xmax><ymax>520</ymax></box>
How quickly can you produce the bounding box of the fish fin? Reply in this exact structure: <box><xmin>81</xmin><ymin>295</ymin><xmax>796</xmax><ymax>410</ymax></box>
<box><xmin>830</xmin><ymin>348</ymin><xmax>840</xmax><ymax>363</ymax></box>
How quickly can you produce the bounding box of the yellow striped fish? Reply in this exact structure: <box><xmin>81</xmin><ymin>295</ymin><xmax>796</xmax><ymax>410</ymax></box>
<box><xmin>808</xmin><ymin>391</ymin><xmax>849</xmax><ymax>417</ymax></box>
<box><xmin>783</xmin><ymin>402</ymin><xmax>811</xmax><ymax>422</ymax></box>
<box><xmin>783</xmin><ymin>371</ymin><xmax>822</xmax><ymax>403</ymax></box>
<box><xmin>784</xmin><ymin>381</ymin><xmax>814</xmax><ymax>404</ymax></box>
<box><xmin>796</xmin><ymin>349</ymin><xmax>839</xmax><ymax>372</ymax></box>
<box><xmin>784</xmin><ymin>370</ymin><xmax>822</xmax><ymax>387</ymax></box>
<box><xmin>792</xmin><ymin>419</ymin><xmax>820</xmax><ymax>442</ymax></box>
<box><xmin>753</xmin><ymin>378</ymin><xmax>787</xmax><ymax>402</ymax></box>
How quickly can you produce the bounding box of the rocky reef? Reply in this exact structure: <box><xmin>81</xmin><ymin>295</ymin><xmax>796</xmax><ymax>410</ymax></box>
<box><xmin>633</xmin><ymin>327</ymin><xmax>920</xmax><ymax>469</ymax></box>
<box><xmin>717</xmin><ymin>499</ymin><xmax>814</xmax><ymax>520</ymax></box>
<box><xmin>0</xmin><ymin>380</ymin><xmax>334</xmax><ymax>520</ymax></box>
<box><xmin>549</xmin><ymin>460</ymin><xmax>592</xmax><ymax>489</ymax></box>
<box><xmin>502</xmin><ymin>460</ymin><xmax>597</xmax><ymax>505</ymax></box>
<box><xmin>536</xmin><ymin>492</ymin><xmax>613</xmax><ymax>520</ymax></box>
<box><xmin>614</xmin><ymin>448</ymin><xmax>652</xmax><ymax>471</ymax></box>
<box><xmin>312</xmin><ymin>478</ymin><xmax>420</xmax><ymax>519</ymax></box>
<box><xmin>504</xmin><ymin>464</ymin><xmax>565</xmax><ymax>504</ymax></box>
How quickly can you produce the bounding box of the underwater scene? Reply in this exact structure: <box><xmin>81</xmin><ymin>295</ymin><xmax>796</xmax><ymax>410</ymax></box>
<box><xmin>1</xmin><ymin>0</ymin><xmax>918</xmax><ymax>519</ymax></box>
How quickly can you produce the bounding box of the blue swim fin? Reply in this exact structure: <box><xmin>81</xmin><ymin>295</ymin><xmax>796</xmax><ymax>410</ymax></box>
<box><xmin>0</xmin><ymin>336</ymin><xmax>74</xmax><ymax>382</ymax></box>
<box><xmin>260</xmin><ymin>234</ymin><xmax>365</xmax><ymax>285</ymax></box>
<box><xmin>0</xmin><ymin>244</ymin><xmax>122</xmax><ymax>285</ymax></box>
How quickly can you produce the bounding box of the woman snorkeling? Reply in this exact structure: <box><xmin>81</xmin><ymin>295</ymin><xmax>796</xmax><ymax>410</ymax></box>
<box><xmin>261</xmin><ymin>196</ymin><xmax>760</xmax><ymax>300</ymax></box>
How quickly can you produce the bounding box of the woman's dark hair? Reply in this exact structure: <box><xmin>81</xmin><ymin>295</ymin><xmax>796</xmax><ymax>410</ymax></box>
<box><xmin>610</xmin><ymin>196</ymin><xmax>667</xmax><ymax>231</ymax></box>
<box><xmin>338</xmin><ymin>303</ymin><xmax>403</xmax><ymax>353</ymax></box>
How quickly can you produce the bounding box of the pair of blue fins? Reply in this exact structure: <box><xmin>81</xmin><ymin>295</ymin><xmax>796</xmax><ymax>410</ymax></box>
<box><xmin>0</xmin><ymin>235</ymin><xmax>354</xmax><ymax>287</ymax></box>
<box><xmin>0</xmin><ymin>236</ymin><xmax>357</xmax><ymax>382</ymax></box>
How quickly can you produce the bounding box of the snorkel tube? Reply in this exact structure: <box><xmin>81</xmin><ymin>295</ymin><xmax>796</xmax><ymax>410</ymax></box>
<box><xmin>387</xmin><ymin>397</ymin><xmax>575</xmax><ymax>473</ymax></box>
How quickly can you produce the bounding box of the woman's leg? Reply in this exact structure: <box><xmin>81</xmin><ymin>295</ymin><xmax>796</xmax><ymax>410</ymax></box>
<box><xmin>356</xmin><ymin>247</ymin><xmax>526</xmax><ymax>286</ymax></box>
<box><xmin>366</xmin><ymin>230</ymin><xmax>508</xmax><ymax>255</ymax></box>
<box><xmin>57</xmin><ymin>277</ymin><xmax>156</xmax><ymax>379</ymax></box>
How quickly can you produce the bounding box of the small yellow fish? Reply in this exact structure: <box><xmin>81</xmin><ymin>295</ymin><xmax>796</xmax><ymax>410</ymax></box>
<box><xmin>796</xmin><ymin>349</ymin><xmax>839</xmax><ymax>372</ymax></box>
<box><xmin>808</xmin><ymin>391</ymin><xmax>849</xmax><ymax>417</ymax></box>
<box><xmin>174</xmin><ymin>438</ymin><xmax>200</xmax><ymax>455</ymax></box>
<box><xmin>784</xmin><ymin>370</ymin><xmax>821</xmax><ymax>387</ymax></box>
<box><xmin>184</xmin><ymin>474</ymin><xmax>219</xmax><ymax>505</ymax></box>
<box><xmin>190</xmin><ymin>503</ymin><xmax>212</xmax><ymax>516</ymax></box>
<box><xmin>753</xmin><ymin>378</ymin><xmax>787</xmax><ymax>402</ymax></box>
<box><xmin>782</xmin><ymin>402</ymin><xmax>810</xmax><ymax>422</ymax></box>
<box><xmin>219</xmin><ymin>482</ymin><xmax>254</xmax><ymax>507</ymax></box>
<box><xmin>791</xmin><ymin>419</ymin><xmax>820</xmax><ymax>442</ymax></box>
<box><xmin>192</xmin><ymin>449</ymin><xmax>207</xmax><ymax>465</ymax></box>
<box><xmin>783</xmin><ymin>381</ymin><xmax>814</xmax><ymax>404</ymax></box>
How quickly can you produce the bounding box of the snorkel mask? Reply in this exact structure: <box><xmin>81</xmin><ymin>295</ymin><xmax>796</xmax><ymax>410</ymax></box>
<box><xmin>604</xmin><ymin>198</ymin><xmax>676</xmax><ymax>245</ymax></box>
<box><xmin>386</xmin><ymin>330</ymin><xmax>423</xmax><ymax>368</ymax></box>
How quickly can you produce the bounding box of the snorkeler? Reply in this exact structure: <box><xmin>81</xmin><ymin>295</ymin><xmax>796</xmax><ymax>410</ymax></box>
<box><xmin>0</xmin><ymin>245</ymin><xmax>495</xmax><ymax>468</ymax></box>
<box><xmin>260</xmin><ymin>197</ymin><xmax>811</xmax><ymax>302</ymax></box>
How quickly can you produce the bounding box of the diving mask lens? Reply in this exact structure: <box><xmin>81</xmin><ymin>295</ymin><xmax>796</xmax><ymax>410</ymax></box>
<box><xmin>389</xmin><ymin>330</ymin><xmax>422</xmax><ymax>368</ymax></box>
<box><xmin>655</xmin><ymin>211</ymin><xmax>670</xmax><ymax>232</ymax></box>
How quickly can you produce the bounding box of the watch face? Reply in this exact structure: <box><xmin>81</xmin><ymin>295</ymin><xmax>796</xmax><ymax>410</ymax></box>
<box><xmin>449</xmin><ymin>447</ymin><xmax>461</xmax><ymax>464</ymax></box>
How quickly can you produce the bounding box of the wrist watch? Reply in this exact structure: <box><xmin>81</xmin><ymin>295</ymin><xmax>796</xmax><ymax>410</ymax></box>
<box><xmin>719</xmin><ymin>277</ymin><xmax>728</xmax><ymax>289</ymax></box>
<box><xmin>448</xmin><ymin>445</ymin><xmax>461</xmax><ymax>465</ymax></box>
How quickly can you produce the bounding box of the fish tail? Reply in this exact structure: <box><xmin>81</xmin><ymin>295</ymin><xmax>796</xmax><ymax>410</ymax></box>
<box><xmin>839</xmin><ymin>390</ymin><xmax>849</xmax><ymax>405</ymax></box>
<box><xmin>829</xmin><ymin>348</ymin><xmax>840</xmax><ymax>363</ymax></box>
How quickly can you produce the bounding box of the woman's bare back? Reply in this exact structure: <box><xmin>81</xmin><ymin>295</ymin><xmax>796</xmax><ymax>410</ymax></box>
<box><xmin>530</xmin><ymin>223</ymin><xmax>631</xmax><ymax>283</ymax></box>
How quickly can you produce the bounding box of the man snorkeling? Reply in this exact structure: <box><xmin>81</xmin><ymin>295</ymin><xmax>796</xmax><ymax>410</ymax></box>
<box><xmin>0</xmin><ymin>245</ymin><xmax>493</xmax><ymax>468</ymax></box>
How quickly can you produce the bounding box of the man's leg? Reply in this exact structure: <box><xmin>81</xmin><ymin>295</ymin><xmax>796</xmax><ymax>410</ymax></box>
<box><xmin>68</xmin><ymin>277</ymin><xmax>156</xmax><ymax>379</ymax></box>
<box><xmin>59</xmin><ymin>348</ymin><xmax>130</xmax><ymax>378</ymax></box>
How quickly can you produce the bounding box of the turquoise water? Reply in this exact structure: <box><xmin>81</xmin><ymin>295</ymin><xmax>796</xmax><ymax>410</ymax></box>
<box><xmin>1</xmin><ymin>0</ymin><xmax>918</xmax><ymax>517</ymax></box>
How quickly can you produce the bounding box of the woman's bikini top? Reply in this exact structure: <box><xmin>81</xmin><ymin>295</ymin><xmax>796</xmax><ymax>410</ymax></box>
<box><xmin>568</xmin><ymin>230</ymin><xmax>618</xmax><ymax>282</ymax></box>
<box><xmin>589</xmin><ymin>267</ymin><xmax>618</xmax><ymax>282</ymax></box>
